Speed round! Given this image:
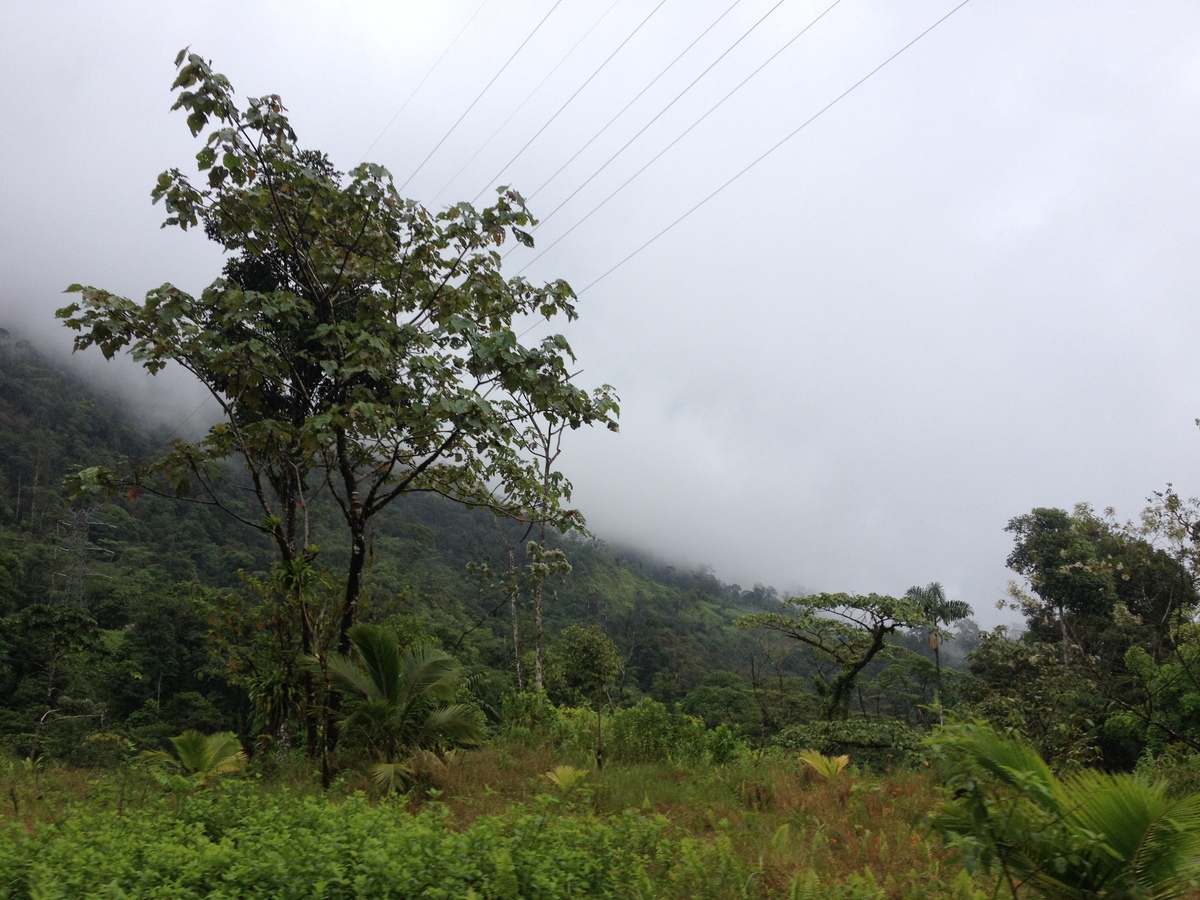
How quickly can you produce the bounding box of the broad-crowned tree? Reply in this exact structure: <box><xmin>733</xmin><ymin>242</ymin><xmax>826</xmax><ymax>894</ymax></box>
<box><xmin>58</xmin><ymin>52</ymin><xmax>616</xmax><ymax>656</ymax></box>
<box><xmin>59</xmin><ymin>51</ymin><xmax>617</xmax><ymax>768</ymax></box>
<box><xmin>738</xmin><ymin>592</ymin><xmax>930</xmax><ymax>720</ymax></box>
<box><xmin>1006</xmin><ymin>505</ymin><xmax>1197</xmax><ymax>665</ymax></box>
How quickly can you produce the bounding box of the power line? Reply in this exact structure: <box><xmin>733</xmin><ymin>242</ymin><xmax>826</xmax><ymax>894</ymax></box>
<box><xmin>576</xmin><ymin>0</ymin><xmax>976</xmax><ymax>294</ymax></box>
<box><xmin>430</xmin><ymin>0</ymin><xmax>621</xmax><ymax>206</ymax></box>
<box><xmin>399</xmin><ymin>0</ymin><xmax>565</xmax><ymax>193</ymax></box>
<box><xmin>527</xmin><ymin>0</ymin><xmax>748</xmax><ymax>203</ymax></box>
<box><xmin>359</xmin><ymin>0</ymin><xmax>491</xmax><ymax>165</ymax></box>
<box><xmin>164</xmin><ymin>392</ymin><xmax>216</xmax><ymax>441</ymax></box>
<box><xmin>525</xmin><ymin>0</ymin><xmax>793</xmax><ymax>225</ymax></box>
<box><xmin>516</xmin><ymin>0</ymin><xmax>843</xmax><ymax>275</ymax></box>
<box><xmin>469</xmin><ymin>0</ymin><xmax>671</xmax><ymax>207</ymax></box>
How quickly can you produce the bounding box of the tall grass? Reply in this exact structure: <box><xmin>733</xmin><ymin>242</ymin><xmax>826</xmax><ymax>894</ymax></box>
<box><xmin>363</xmin><ymin>737</ymin><xmax>982</xmax><ymax>897</ymax></box>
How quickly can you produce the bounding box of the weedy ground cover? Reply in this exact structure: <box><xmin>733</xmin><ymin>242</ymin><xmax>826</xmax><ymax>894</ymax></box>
<box><xmin>0</xmin><ymin>741</ymin><xmax>979</xmax><ymax>898</ymax></box>
<box><xmin>5</xmin><ymin>742</ymin><xmax>1200</xmax><ymax>898</ymax></box>
<box><xmin>433</xmin><ymin>741</ymin><xmax>979</xmax><ymax>897</ymax></box>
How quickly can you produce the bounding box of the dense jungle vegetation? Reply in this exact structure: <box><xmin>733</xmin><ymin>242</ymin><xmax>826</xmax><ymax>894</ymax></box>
<box><xmin>7</xmin><ymin>329</ymin><xmax>1200</xmax><ymax>898</ymax></box>
<box><xmin>7</xmin><ymin>50</ymin><xmax>1200</xmax><ymax>897</ymax></box>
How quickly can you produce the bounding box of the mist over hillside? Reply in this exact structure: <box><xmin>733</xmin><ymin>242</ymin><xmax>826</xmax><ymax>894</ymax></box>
<box><xmin>10</xmin><ymin>4</ymin><xmax>1198</xmax><ymax>624</ymax></box>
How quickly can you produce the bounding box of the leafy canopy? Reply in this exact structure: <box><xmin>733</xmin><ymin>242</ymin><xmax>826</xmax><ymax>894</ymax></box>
<box><xmin>1006</xmin><ymin>505</ymin><xmax>1197</xmax><ymax>660</ymax></box>
<box><xmin>57</xmin><ymin>50</ymin><xmax>618</xmax><ymax>656</ymax></box>
<box><xmin>738</xmin><ymin>592</ymin><xmax>931</xmax><ymax>720</ymax></box>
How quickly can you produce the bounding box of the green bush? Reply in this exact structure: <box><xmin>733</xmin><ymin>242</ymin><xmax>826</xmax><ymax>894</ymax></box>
<box><xmin>701</xmin><ymin>723</ymin><xmax>748</xmax><ymax>766</ymax></box>
<box><xmin>549</xmin><ymin>705</ymin><xmax>602</xmax><ymax>758</ymax></box>
<box><xmin>500</xmin><ymin>692</ymin><xmax>748</xmax><ymax>768</ymax></box>
<box><xmin>679</xmin><ymin>680</ymin><xmax>761</xmax><ymax>733</ymax></box>
<box><xmin>0</xmin><ymin>782</ymin><xmax>753</xmax><ymax>898</ymax></box>
<box><xmin>1134</xmin><ymin>743</ymin><xmax>1200</xmax><ymax>798</ymax></box>
<box><xmin>773</xmin><ymin>719</ymin><xmax>925</xmax><ymax>770</ymax></box>
<box><xmin>608</xmin><ymin>699</ymin><xmax>705</xmax><ymax>765</ymax></box>
<box><xmin>500</xmin><ymin>689</ymin><xmax>560</xmax><ymax>739</ymax></box>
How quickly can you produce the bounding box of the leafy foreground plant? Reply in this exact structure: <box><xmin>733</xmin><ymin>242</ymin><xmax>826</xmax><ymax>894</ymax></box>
<box><xmin>141</xmin><ymin>730</ymin><xmax>247</xmax><ymax>790</ymax></box>
<box><xmin>928</xmin><ymin>721</ymin><xmax>1200</xmax><ymax>899</ymax></box>
<box><xmin>326</xmin><ymin>624</ymin><xmax>484</xmax><ymax>792</ymax></box>
<box><xmin>798</xmin><ymin>749</ymin><xmax>850</xmax><ymax>780</ymax></box>
<box><xmin>0</xmin><ymin>784</ymin><xmax>752</xmax><ymax>899</ymax></box>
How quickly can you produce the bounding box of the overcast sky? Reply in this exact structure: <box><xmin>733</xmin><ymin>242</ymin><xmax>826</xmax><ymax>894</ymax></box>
<box><xmin>3</xmin><ymin>1</ymin><xmax>1199</xmax><ymax>626</ymax></box>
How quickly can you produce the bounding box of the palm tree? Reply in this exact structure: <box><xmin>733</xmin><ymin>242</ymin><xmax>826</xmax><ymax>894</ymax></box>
<box><xmin>929</xmin><ymin>722</ymin><xmax>1200</xmax><ymax>899</ymax></box>
<box><xmin>904</xmin><ymin>582</ymin><xmax>973</xmax><ymax>693</ymax></box>
<box><xmin>141</xmin><ymin>730</ymin><xmax>247</xmax><ymax>787</ymax></box>
<box><xmin>326</xmin><ymin>624</ymin><xmax>484</xmax><ymax>791</ymax></box>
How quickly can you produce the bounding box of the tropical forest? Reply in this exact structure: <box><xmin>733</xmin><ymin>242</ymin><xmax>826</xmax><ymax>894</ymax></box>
<box><xmin>4</xmin><ymin>51</ymin><xmax>1200</xmax><ymax>899</ymax></box>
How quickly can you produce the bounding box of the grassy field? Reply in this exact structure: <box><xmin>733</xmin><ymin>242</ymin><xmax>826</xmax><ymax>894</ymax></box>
<box><xmin>0</xmin><ymin>739</ymin><xmax>993</xmax><ymax>899</ymax></box>
<box><xmin>441</xmin><ymin>742</ymin><xmax>973</xmax><ymax>897</ymax></box>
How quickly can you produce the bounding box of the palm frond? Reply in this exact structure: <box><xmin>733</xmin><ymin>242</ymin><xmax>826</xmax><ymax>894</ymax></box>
<box><xmin>399</xmin><ymin>644</ymin><xmax>464</xmax><ymax>707</ymax></box>
<box><xmin>143</xmin><ymin>730</ymin><xmax>248</xmax><ymax>785</ymax></box>
<box><xmin>956</xmin><ymin>723</ymin><xmax>1062</xmax><ymax>813</ymax></box>
<box><xmin>545</xmin><ymin>765</ymin><xmax>590</xmax><ymax>792</ymax></box>
<box><xmin>931</xmin><ymin>722</ymin><xmax>1200</xmax><ymax>899</ymax></box>
<box><xmin>347</xmin><ymin>624</ymin><xmax>404</xmax><ymax>703</ymax></box>
<box><xmin>421</xmin><ymin>704</ymin><xmax>485</xmax><ymax>748</ymax></box>
<box><xmin>326</xmin><ymin>650</ymin><xmax>379</xmax><ymax>699</ymax></box>
<box><xmin>1129</xmin><ymin>791</ymin><xmax>1200</xmax><ymax>897</ymax></box>
<box><xmin>197</xmin><ymin>732</ymin><xmax>248</xmax><ymax>776</ymax></box>
<box><xmin>328</xmin><ymin>626</ymin><xmax>483</xmax><ymax>765</ymax></box>
<box><xmin>799</xmin><ymin>749</ymin><xmax>850</xmax><ymax>779</ymax></box>
<box><xmin>369</xmin><ymin>760</ymin><xmax>413</xmax><ymax>795</ymax></box>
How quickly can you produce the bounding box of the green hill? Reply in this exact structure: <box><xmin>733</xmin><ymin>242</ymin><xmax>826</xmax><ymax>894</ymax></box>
<box><xmin>0</xmin><ymin>331</ymin><xmax>808</xmax><ymax>758</ymax></box>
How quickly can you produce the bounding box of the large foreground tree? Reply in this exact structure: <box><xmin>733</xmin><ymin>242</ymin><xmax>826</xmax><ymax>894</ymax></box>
<box><xmin>58</xmin><ymin>51</ymin><xmax>617</xmax><ymax>755</ymax></box>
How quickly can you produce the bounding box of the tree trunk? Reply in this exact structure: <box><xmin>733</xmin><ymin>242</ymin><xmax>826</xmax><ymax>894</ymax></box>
<box><xmin>510</xmin><ymin>581</ymin><xmax>524</xmax><ymax>691</ymax></box>
<box><xmin>823</xmin><ymin>627</ymin><xmax>889</xmax><ymax>720</ymax></box>
<box><xmin>339</xmin><ymin>519</ymin><xmax>366</xmax><ymax>654</ymax></box>
<box><xmin>533</xmin><ymin>581</ymin><xmax>544</xmax><ymax>691</ymax></box>
<box><xmin>502</xmin><ymin>534</ymin><xmax>524</xmax><ymax>691</ymax></box>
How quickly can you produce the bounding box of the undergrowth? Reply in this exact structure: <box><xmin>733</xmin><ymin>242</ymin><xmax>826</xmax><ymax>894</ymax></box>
<box><xmin>0</xmin><ymin>739</ymin><xmax>996</xmax><ymax>899</ymax></box>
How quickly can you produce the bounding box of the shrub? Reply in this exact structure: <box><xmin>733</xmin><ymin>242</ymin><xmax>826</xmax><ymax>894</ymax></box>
<box><xmin>0</xmin><ymin>783</ymin><xmax>754</xmax><ymax>898</ymax></box>
<box><xmin>774</xmin><ymin>719</ymin><xmax>924</xmax><ymax>769</ymax></box>
<box><xmin>1135</xmin><ymin>743</ymin><xmax>1200</xmax><ymax>798</ymax></box>
<box><xmin>702</xmin><ymin>723</ymin><xmax>748</xmax><ymax>766</ymax></box>
<box><xmin>499</xmin><ymin>689</ymin><xmax>560</xmax><ymax>739</ymax></box>
<box><xmin>608</xmin><ymin>699</ymin><xmax>704</xmax><ymax>765</ymax></box>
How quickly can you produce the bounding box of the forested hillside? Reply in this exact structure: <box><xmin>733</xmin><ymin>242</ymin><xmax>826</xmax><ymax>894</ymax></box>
<box><xmin>0</xmin><ymin>329</ymin><xmax>992</xmax><ymax>759</ymax></box>
<box><xmin>11</xmin><ymin>330</ymin><xmax>1200</xmax><ymax>897</ymax></box>
<box><xmin>0</xmin><ymin>334</ymin><xmax>779</xmax><ymax>754</ymax></box>
<box><xmin>8</xmin><ymin>324</ymin><xmax>1200</xmax><ymax>787</ymax></box>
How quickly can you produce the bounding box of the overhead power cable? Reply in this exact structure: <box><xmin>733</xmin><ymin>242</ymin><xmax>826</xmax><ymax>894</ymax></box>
<box><xmin>516</xmin><ymin>0</ymin><xmax>843</xmax><ymax>274</ymax></box>
<box><xmin>359</xmin><ymin>0</ymin><xmax>491</xmax><ymax>164</ymax></box>
<box><xmin>399</xmin><ymin>0</ymin><xmax>565</xmax><ymax>193</ymax></box>
<box><xmin>576</xmin><ymin>0</ymin><xmax>976</xmax><ymax>294</ymax></box>
<box><xmin>164</xmin><ymin>393</ymin><xmax>216</xmax><ymax>441</ymax></box>
<box><xmin>527</xmin><ymin>0</ymin><xmax>747</xmax><ymax>203</ymax></box>
<box><xmin>469</xmin><ymin>0</ymin><xmax>671</xmax><ymax>207</ymax></box>
<box><xmin>430</xmin><ymin>0</ymin><xmax>621</xmax><ymax>206</ymax></box>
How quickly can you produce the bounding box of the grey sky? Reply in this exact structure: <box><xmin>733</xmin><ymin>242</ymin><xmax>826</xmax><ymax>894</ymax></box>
<box><xmin>2</xmin><ymin>1</ymin><xmax>1198</xmax><ymax>625</ymax></box>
